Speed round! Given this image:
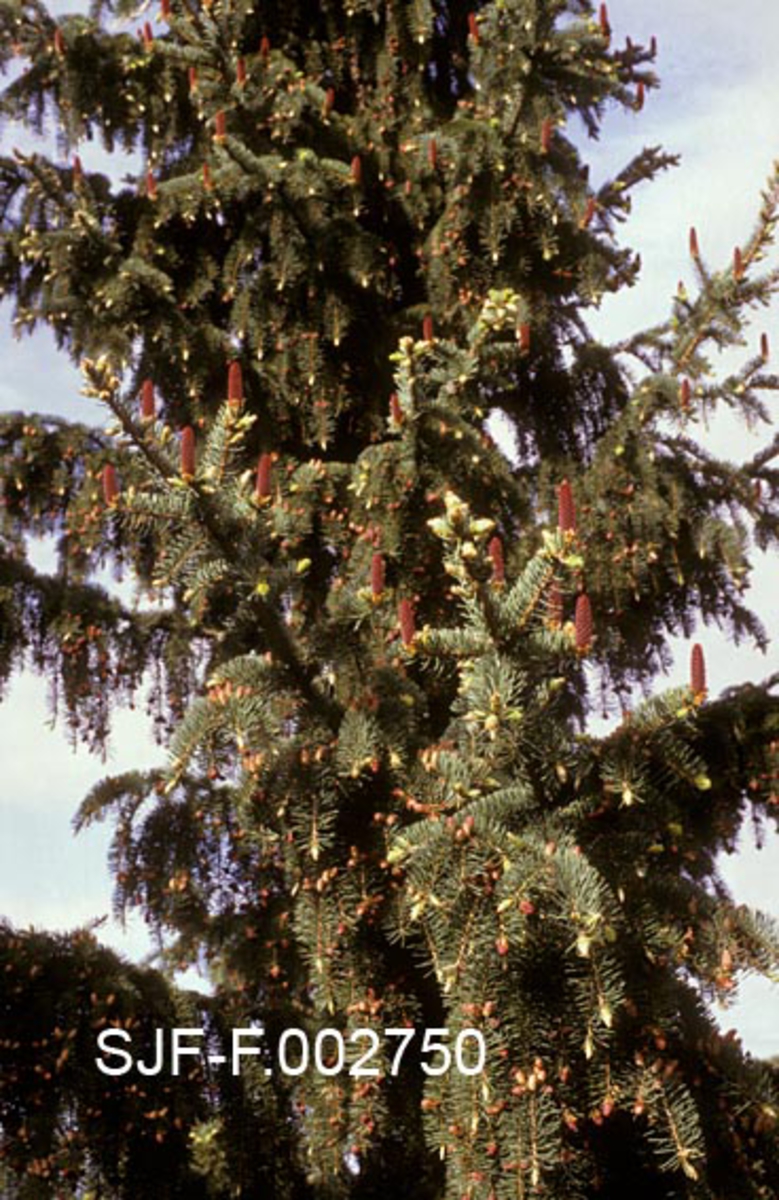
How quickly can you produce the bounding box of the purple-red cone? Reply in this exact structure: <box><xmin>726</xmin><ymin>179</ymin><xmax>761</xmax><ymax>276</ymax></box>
<box><xmin>575</xmin><ymin>593</ymin><xmax>593</xmax><ymax>651</ymax></box>
<box><xmin>540</xmin><ymin>118</ymin><xmax>553</xmax><ymax>154</ymax></box>
<box><xmin>214</xmin><ymin>110</ymin><xmax>227</xmax><ymax>140</ymax></box>
<box><xmin>679</xmin><ymin>378</ymin><xmax>691</xmax><ymax>411</ymax></box>
<box><xmin>180</xmin><ymin>426</ymin><xmax>196</xmax><ymax>479</ymax></box>
<box><xmin>227</xmin><ymin>361</ymin><xmax>243</xmax><ymax>408</ymax></box>
<box><xmin>255</xmin><ymin>452</ymin><xmax>272</xmax><ymax>501</ymax></box>
<box><xmin>689</xmin><ymin>226</ymin><xmax>700</xmax><ymax>259</ymax></box>
<box><xmin>398</xmin><ymin>598</ymin><xmax>416</xmax><ymax>647</ymax></box>
<box><xmin>690</xmin><ymin>643</ymin><xmax>706</xmax><ymax>696</ymax></box>
<box><xmin>422</xmin><ymin>314</ymin><xmax>434</xmax><ymax>342</ymax></box>
<box><xmin>557</xmin><ymin>479</ymin><xmax>576</xmax><ymax>534</ymax></box>
<box><xmin>102</xmin><ymin>463</ymin><xmax>119</xmax><ymax>506</ymax></box>
<box><xmin>761</xmin><ymin>333</ymin><xmax>770</xmax><ymax>362</ymax></box>
<box><xmin>350</xmin><ymin>155</ymin><xmax>362</xmax><ymax>186</ymax></box>
<box><xmin>141</xmin><ymin>379</ymin><xmax>155</xmax><ymax>420</ymax></box>
<box><xmin>371</xmin><ymin>552</ymin><xmax>385</xmax><ymax>598</ymax></box>
<box><xmin>488</xmin><ymin>535</ymin><xmax>505</xmax><ymax>584</ymax></box>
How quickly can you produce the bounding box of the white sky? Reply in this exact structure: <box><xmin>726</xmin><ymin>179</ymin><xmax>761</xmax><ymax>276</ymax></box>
<box><xmin>1</xmin><ymin>1</ymin><xmax>777</xmax><ymax>1053</ymax></box>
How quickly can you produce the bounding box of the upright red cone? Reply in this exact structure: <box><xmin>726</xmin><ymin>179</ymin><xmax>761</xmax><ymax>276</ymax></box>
<box><xmin>259</xmin><ymin>35</ymin><xmax>270</xmax><ymax>58</ymax></box>
<box><xmin>188</xmin><ymin>66</ymin><xmax>198</xmax><ymax>93</ymax></box>
<box><xmin>214</xmin><ymin>110</ymin><xmax>227</xmax><ymax>141</ymax></box>
<box><xmin>181</xmin><ymin>426</ymin><xmax>196</xmax><ymax>479</ymax></box>
<box><xmin>488</xmin><ymin>536</ymin><xmax>505</xmax><ymax>584</ymax></box>
<box><xmin>351</xmin><ymin>155</ymin><xmax>362</xmax><ymax>186</ymax></box>
<box><xmin>255</xmin><ymin>452</ymin><xmax>273</xmax><ymax>501</ymax></box>
<box><xmin>599</xmin><ymin>4</ymin><xmax>610</xmax><ymax>37</ymax></box>
<box><xmin>160</xmin><ymin>0</ymin><xmax>170</xmax><ymax>18</ymax></box>
<box><xmin>690</xmin><ymin>643</ymin><xmax>707</xmax><ymax>697</ymax></box>
<box><xmin>635</xmin><ymin>81</ymin><xmax>645</xmax><ymax>111</ymax></box>
<box><xmin>557</xmin><ymin>479</ymin><xmax>576</xmax><ymax>534</ymax></box>
<box><xmin>518</xmin><ymin>322</ymin><xmax>531</xmax><ymax>354</ymax></box>
<box><xmin>422</xmin><ymin>314</ymin><xmax>434</xmax><ymax>341</ymax></box>
<box><xmin>575</xmin><ymin>594</ymin><xmax>593</xmax><ymax>652</ymax></box>
<box><xmin>102</xmin><ymin>464</ymin><xmax>119</xmax><ymax>506</ymax></box>
<box><xmin>689</xmin><ymin>226</ymin><xmax>700</xmax><ymax>259</ymax></box>
<box><xmin>236</xmin><ymin>57</ymin><xmax>247</xmax><ymax>86</ymax></box>
<box><xmin>53</xmin><ymin>27</ymin><xmax>65</xmax><ymax>55</ymax></box>
<box><xmin>467</xmin><ymin>12</ymin><xmax>479</xmax><ymax>44</ymax></box>
<box><xmin>540</xmin><ymin>117</ymin><xmax>553</xmax><ymax>154</ymax></box>
<box><xmin>389</xmin><ymin>393</ymin><xmax>403</xmax><ymax>426</ymax></box>
<box><xmin>371</xmin><ymin>553</ymin><xmax>385</xmax><ymax>598</ymax></box>
<box><xmin>227</xmin><ymin>361</ymin><xmax>243</xmax><ymax>408</ymax></box>
<box><xmin>580</xmin><ymin>196</ymin><xmax>596</xmax><ymax>229</ymax></box>
<box><xmin>142</xmin><ymin>21</ymin><xmax>154</xmax><ymax>49</ymax></box>
<box><xmin>428</xmin><ymin>138</ymin><xmax>438</xmax><ymax>170</ymax></box>
<box><xmin>679</xmin><ymin>378</ymin><xmax>691</xmax><ymax>412</ymax></box>
<box><xmin>72</xmin><ymin>155</ymin><xmax>83</xmax><ymax>184</ymax></box>
<box><xmin>323</xmin><ymin>87</ymin><xmax>335</xmax><ymax>115</ymax></box>
<box><xmin>141</xmin><ymin>379</ymin><xmax>155</xmax><ymax>420</ymax></box>
<box><xmin>146</xmin><ymin>168</ymin><xmax>157</xmax><ymax>200</ymax></box>
<box><xmin>398</xmin><ymin>598</ymin><xmax>416</xmax><ymax>647</ymax></box>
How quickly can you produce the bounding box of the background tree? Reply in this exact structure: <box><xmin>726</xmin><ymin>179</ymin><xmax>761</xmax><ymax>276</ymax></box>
<box><xmin>1</xmin><ymin>0</ymin><xmax>779</xmax><ymax>1197</ymax></box>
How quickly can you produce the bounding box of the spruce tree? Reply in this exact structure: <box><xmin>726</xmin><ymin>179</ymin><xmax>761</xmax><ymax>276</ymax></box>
<box><xmin>1</xmin><ymin>0</ymin><xmax>779</xmax><ymax>1197</ymax></box>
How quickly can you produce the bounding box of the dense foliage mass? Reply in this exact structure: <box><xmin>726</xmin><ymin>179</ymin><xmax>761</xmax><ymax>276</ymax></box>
<box><xmin>1</xmin><ymin>0</ymin><xmax>778</xmax><ymax>1196</ymax></box>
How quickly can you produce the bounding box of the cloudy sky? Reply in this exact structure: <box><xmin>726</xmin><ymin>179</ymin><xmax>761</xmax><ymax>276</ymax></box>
<box><xmin>1</xmin><ymin>1</ymin><xmax>777</xmax><ymax>1054</ymax></box>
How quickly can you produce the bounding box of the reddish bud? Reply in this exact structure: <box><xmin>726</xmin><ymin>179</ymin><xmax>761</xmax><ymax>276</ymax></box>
<box><xmin>160</xmin><ymin>0</ymin><xmax>170</xmax><ymax>18</ymax></box>
<box><xmin>214</xmin><ymin>110</ymin><xmax>226</xmax><ymax>140</ymax></box>
<box><xmin>518</xmin><ymin>322</ymin><xmax>531</xmax><ymax>353</ymax></box>
<box><xmin>350</xmin><ymin>155</ymin><xmax>362</xmax><ymax>185</ymax></box>
<box><xmin>679</xmin><ymin>378</ymin><xmax>691</xmax><ymax>411</ymax></box>
<box><xmin>236</xmin><ymin>56</ymin><xmax>247</xmax><ymax>85</ymax></box>
<box><xmin>146</xmin><ymin>167</ymin><xmax>157</xmax><ymax>200</ymax></box>
<box><xmin>389</xmin><ymin>392</ymin><xmax>403</xmax><ymax>426</ymax></box>
<box><xmin>142</xmin><ymin>21</ymin><xmax>154</xmax><ymax>49</ymax></box>
<box><xmin>690</xmin><ymin>643</ymin><xmax>706</xmax><ymax>696</ymax></box>
<box><xmin>72</xmin><ymin>155</ymin><xmax>82</xmax><ymax>184</ymax></box>
<box><xmin>575</xmin><ymin>593</ymin><xmax>593</xmax><ymax>652</ymax></box>
<box><xmin>202</xmin><ymin>161</ymin><xmax>212</xmax><ymax>189</ymax></box>
<box><xmin>599</xmin><ymin>4</ymin><xmax>610</xmax><ymax>37</ymax></box>
<box><xmin>580</xmin><ymin>196</ymin><xmax>596</xmax><ymax>229</ymax></box>
<box><xmin>259</xmin><ymin>35</ymin><xmax>270</xmax><ymax>58</ymax></box>
<box><xmin>557</xmin><ymin>479</ymin><xmax>576</xmax><ymax>534</ymax></box>
<box><xmin>323</xmin><ymin>86</ymin><xmax>335</xmax><ymax>115</ymax></box>
<box><xmin>428</xmin><ymin>137</ymin><xmax>438</xmax><ymax>169</ymax></box>
<box><xmin>398</xmin><ymin>598</ymin><xmax>416</xmax><ymax>646</ymax></box>
<box><xmin>255</xmin><ymin>452</ymin><xmax>273</xmax><ymax>500</ymax></box>
<box><xmin>102</xmin><ymin>464</ymin><xmax>119</xmax><ymax>506</ymax></box>
<box><xmin>467</xmin><ymin>12</ymin><xmax>479</xmax><ymax>44</ymax></box>
<box><xmin>689</xmin><ymin>226</ymin><xmax>700</xmax><ymax>259</ymax></box>
<box><xmin>488</xmin><ymin>535</ymin><xmax>505</xmax><ymax>584</ymax></box>
<box><xmin>635</xmin><ymin>81</ymin><xmax>645</xmax><ymax>111</ymax></box>
<box><xmin>519</xmin><ymin>899</ymin><xmax>535</xmax><ymax>916</ymax></box>
<box><xmin>188</xmin><ymin>66</ymin><xmax>198</xmax><ymax>93</ymax></box>
<box><xmin>371</xmin><ymin>552</ymin><xmax>385</xmax><ymax>597</ymax></box>
<box><xmin>422</xmin><ymin>314</ymin><xmax>434</xmax><ymax>341</ymax></box>
<box><xmin>650</xmin><ymin>35</ymin><xmax>657</xmax><ymax>56</ymax></box>
<box><xmin>495</xmin><ymin>935</ymin><xmax>509</xmax><ymax>957</ymax></box>
<box><xmin>141</xmin><ymin>379</ymin><xmax>155</xmax><ymax>420</ymax></box>
<box><xmin>761</xmin><ymin>333</ymin><xmax>770</xmax><ymax>362</ymax></box>
<box><xmin>54</xmin><ymin>27</ymin><xmax>65</xmax><ymax>56</ymax></box>
<box><xmin>227</xmin><ymin>360</ymin><xmax>243</xmax><ymax>407</ymax></box>
<box><xmin>540</xmin><ymin>117</ymin><xmax>553</xmax><ymax>154</ymax></box>
<box><xmin>180</xmin><ymin>426</ymin><xmax>196</xmax><ymax>478</ymax></box>
<box><xmin>733</xmin><ymin>246</ymin><xmax>744</xmax><ymax>281</ymax></box>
